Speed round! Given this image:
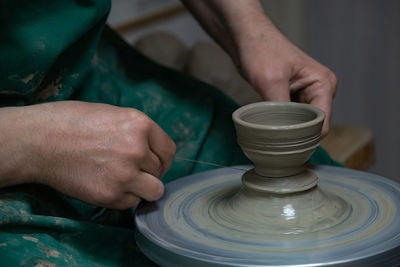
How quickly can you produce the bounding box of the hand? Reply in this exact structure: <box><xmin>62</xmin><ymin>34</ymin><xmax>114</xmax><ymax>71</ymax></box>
<box><xmin>182</xmin><ymin>0</ymin><xmax>337</xmax><ymax>135</ymax></box>
<box><xmin>0</xmin><ymin>101</ymin><xmax>176</xmax><ymax>209</ymax></box>
<box><xmin>238</xmin><ymin>30</ymin><xmax>337</xmax><ymax>136</ymax></box>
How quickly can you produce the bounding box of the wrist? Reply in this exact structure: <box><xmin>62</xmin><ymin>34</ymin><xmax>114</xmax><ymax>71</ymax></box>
<box><xmin>0</xmin><ymin>106</ymin><xmax>43</xmax><ymax>187</ymax></box>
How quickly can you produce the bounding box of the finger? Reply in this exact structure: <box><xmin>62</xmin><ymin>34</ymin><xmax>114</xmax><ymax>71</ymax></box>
<box><xmin>289</xmin><ymin>66</ymin><xmax>336</xmax><ymax>137</ymax></box>
<box><xmin>289</xmin><ymin>77</ymin><xmax>312</xmax><ymax>92</ymax></box>
<box><xmin>291</xmin><ymin>89</ymin><xmax>331</xmax><ymax>136</ymax></box>
<box><xmin>141</xmin><ymin>149</ymin><xmax>163</xmax><ymax>178</ymax></box>
<box><xmin>148</xmin><ymin>124</ymin><xmax>176</xmax><ymax>176</ymax></box>
<box><xmin>110</xmin><ymin>193</ymin><xmax>141</xmax><ymax>210</ymax></box>
<box><xmin>300</xmin><ymin>85</ymin><xmax>333</xmax><ymax>137</ymax></box>
<box><xmin>256</xmin><ymin>72</ymin><xmax>291</xmax><ymax>102</ymax></box>
<box><xmin>127</xmin><ymin>171</ymin><xmax>164</xmax><ymax>202</ymax></box>
<box><xmin>310</xmin><ymin>95</ymin><xmax>332</xmax><ymax>137</ymax></box>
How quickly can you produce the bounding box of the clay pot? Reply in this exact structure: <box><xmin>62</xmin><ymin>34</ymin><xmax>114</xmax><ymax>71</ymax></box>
<box><xmin>232</xmin><ymin>101</ymin><xmax>325</xmax><ymax>178</ymax></box>
<box><xmin>227</xmin><ymin>102</ymin><xmax>348</xmax><ymax>233</ymax></box>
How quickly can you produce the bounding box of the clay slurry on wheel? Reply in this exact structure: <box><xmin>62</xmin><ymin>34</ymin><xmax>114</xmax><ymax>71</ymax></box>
<box><xmin>135</xmin><ymin>102</ymin><xmax>400</xmax><ymax>266</ymax></box>
<box><xmin>135</xmin><ymin>166</ymin><xmax>400</xmax><ymax>266</ymax></box>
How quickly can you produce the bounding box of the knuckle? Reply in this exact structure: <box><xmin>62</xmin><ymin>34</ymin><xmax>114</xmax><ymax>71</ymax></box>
<box><xmin>106</xmin><ymin>162</ymin><xmax>134</xmax><ymax>184</ymax></box>
<box><xmin>115</xmin><ymin>169</ymin><xmax>132</xmax><ymax>185</ymax></box>
<box><xmin>167</xmin><ymin>140</ymin><xmax>177</xmax><ymax>159</ymax></box>
<box><xmin>250</xmin><ymin>68</ymin><xmax>287</xmax><ymax>97</ymax></box>
<box><xmin>130</xmin><ymin>146</ymin><xmax>148</xmax><ymax>161</ymax></box>
<box><xmin>171</xmin><ymin>139</ymin><xmax>177</xmax><ymax>153</ymax></box>
<box><xmin>139</xmin><ymin>121</ymin><xmax>152</xmax><ymax>134</ymax></box>
<box><xmin>329</xmin><ymin>72</ymin><xmax>338</xmax><ymax>85</ymax></box>
<box><xmin>97</xmin><ymin>189</ymin><xmax>120</xmax><ymax>207</ymax></box>
<box><xmin>263</xmin><ymin>69</ymin><xmax>286</xmax><ymax>85</ymax></box>
<box><xmin>121</xmin><ymin>109</ymin><xmax>153</xmax><ymax>132</ymax></box>
<box><xmin>329</xmin><ymin>72</ymin><xmax>338</xmax><ymax>93</ymax></box>
<box><xmin>323</xmin><ymin>67</ymin><xmax>336</xmax><ymax>81</ymax></box>
<box><xmin>322</xmin><ymin>69</ymin><xmax>337</xmax><ymax>90</ymax></box>
<box><xmin>125</xmin><ymin>109</ymin><xmax>145</xmax><ymax>121</ymax></box>
<box><xmin>133</xmin><ymin>113</ymin><xmax>153</xmax><ymax>133</ymax></box>
<box><xmin>315</xmin><ymin>69</ymin><xmax>337</xmax><ymax>96</ymax></box>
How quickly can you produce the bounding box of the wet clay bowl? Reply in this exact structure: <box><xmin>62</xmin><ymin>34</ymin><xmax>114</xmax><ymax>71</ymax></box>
<box><xmin>232</xmin><ymin>101</ymin><xmax>325</xmax><ymax>178</ymax></box>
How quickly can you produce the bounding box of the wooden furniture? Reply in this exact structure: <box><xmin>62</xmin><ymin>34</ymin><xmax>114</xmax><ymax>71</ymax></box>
<box><xmin>321</xmin><ymin>125</ymin><xmax>375</xmax><ymax>171</ymax></box>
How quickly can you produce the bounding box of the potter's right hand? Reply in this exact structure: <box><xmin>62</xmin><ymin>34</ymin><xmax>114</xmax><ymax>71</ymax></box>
<box><xmin>0</xmin><ymin>101</ymin><xmax>176</xmax><ymax>209</ymax></box>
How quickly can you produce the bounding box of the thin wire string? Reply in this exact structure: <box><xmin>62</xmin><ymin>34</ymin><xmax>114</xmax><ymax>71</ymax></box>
<box><xmin>174</xmin><ymin>156</ymin><xmax>248</xmax><ymax>171</ymax></box>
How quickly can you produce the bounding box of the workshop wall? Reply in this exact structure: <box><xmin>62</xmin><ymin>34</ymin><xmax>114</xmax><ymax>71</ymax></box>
<box><xmin>306</xmin><ymin>0</ymin><xmax>400</xmax><ymax>181</ymax></box>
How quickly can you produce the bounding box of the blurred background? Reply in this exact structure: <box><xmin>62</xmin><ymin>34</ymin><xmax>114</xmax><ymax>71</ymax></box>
<box><xmin>107</xmin><ymin>0</ymin><xmax>400</xmax><ymax>181</ymax></box>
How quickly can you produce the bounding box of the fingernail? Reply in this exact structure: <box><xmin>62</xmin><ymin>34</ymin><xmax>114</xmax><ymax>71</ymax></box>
<box><xmin>157</xmin><ymin>183</ymin><xmax>165</xmax><ymax>198</ymax></box>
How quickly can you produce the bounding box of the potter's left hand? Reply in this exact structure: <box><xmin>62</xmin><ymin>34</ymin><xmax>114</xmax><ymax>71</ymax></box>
<box><xmin>238</xmin><ymin>28</ymin><xmax>337</xmax><ymax>136</ymax></box>
<box><xmin>182</xmin><ymin>0</ymin><xmax>337</xmax><ymax>136</ymax></box>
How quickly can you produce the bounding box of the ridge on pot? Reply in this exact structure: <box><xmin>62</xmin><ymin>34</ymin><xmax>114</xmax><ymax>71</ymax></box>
<box><xmin>232</xmin><ymin>101</ymin><xmax>325</xmax><ymax>179</ymax></box>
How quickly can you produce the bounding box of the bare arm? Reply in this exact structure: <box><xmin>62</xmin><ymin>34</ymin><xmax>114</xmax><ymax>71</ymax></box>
<box><xmin>182</xmin><ymin>0</ymin><xmax>337</xmax><ymax>135</ymax></box>
<box><xmin>0</xmin><ymin>106</ymin><xmax>37</xmax><ymax>187</ymax></box>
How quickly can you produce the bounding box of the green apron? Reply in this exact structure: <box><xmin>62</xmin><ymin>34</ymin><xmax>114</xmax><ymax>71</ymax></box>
<box><xmin>0</xmin><ymin>1</ymin><xmax>342</xmax><ymax>266</ymax></box>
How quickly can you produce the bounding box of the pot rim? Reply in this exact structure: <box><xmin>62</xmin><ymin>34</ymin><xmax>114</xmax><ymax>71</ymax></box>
<box><xmin>232</xmin><ymin>101</ymin><xmax>325</xmax><ymax>130</ymax></box>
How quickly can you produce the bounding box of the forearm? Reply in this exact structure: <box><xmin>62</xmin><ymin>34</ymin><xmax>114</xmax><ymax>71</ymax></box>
<box><xmin>182</xmin><ymin>0</ymin><xmax>282</xmax><ymax>63</ymax></box>
<box><xmin>0</xmin><ymin>106</ymin><xmax>38</xmax><ymax>187</ymax></box>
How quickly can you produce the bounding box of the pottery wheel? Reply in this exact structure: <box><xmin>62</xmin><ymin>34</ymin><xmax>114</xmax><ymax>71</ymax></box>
<box><xmin>135</xmin><ymin>165</ymin><xmax>400</xmax><ymax>266</ymax></box>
